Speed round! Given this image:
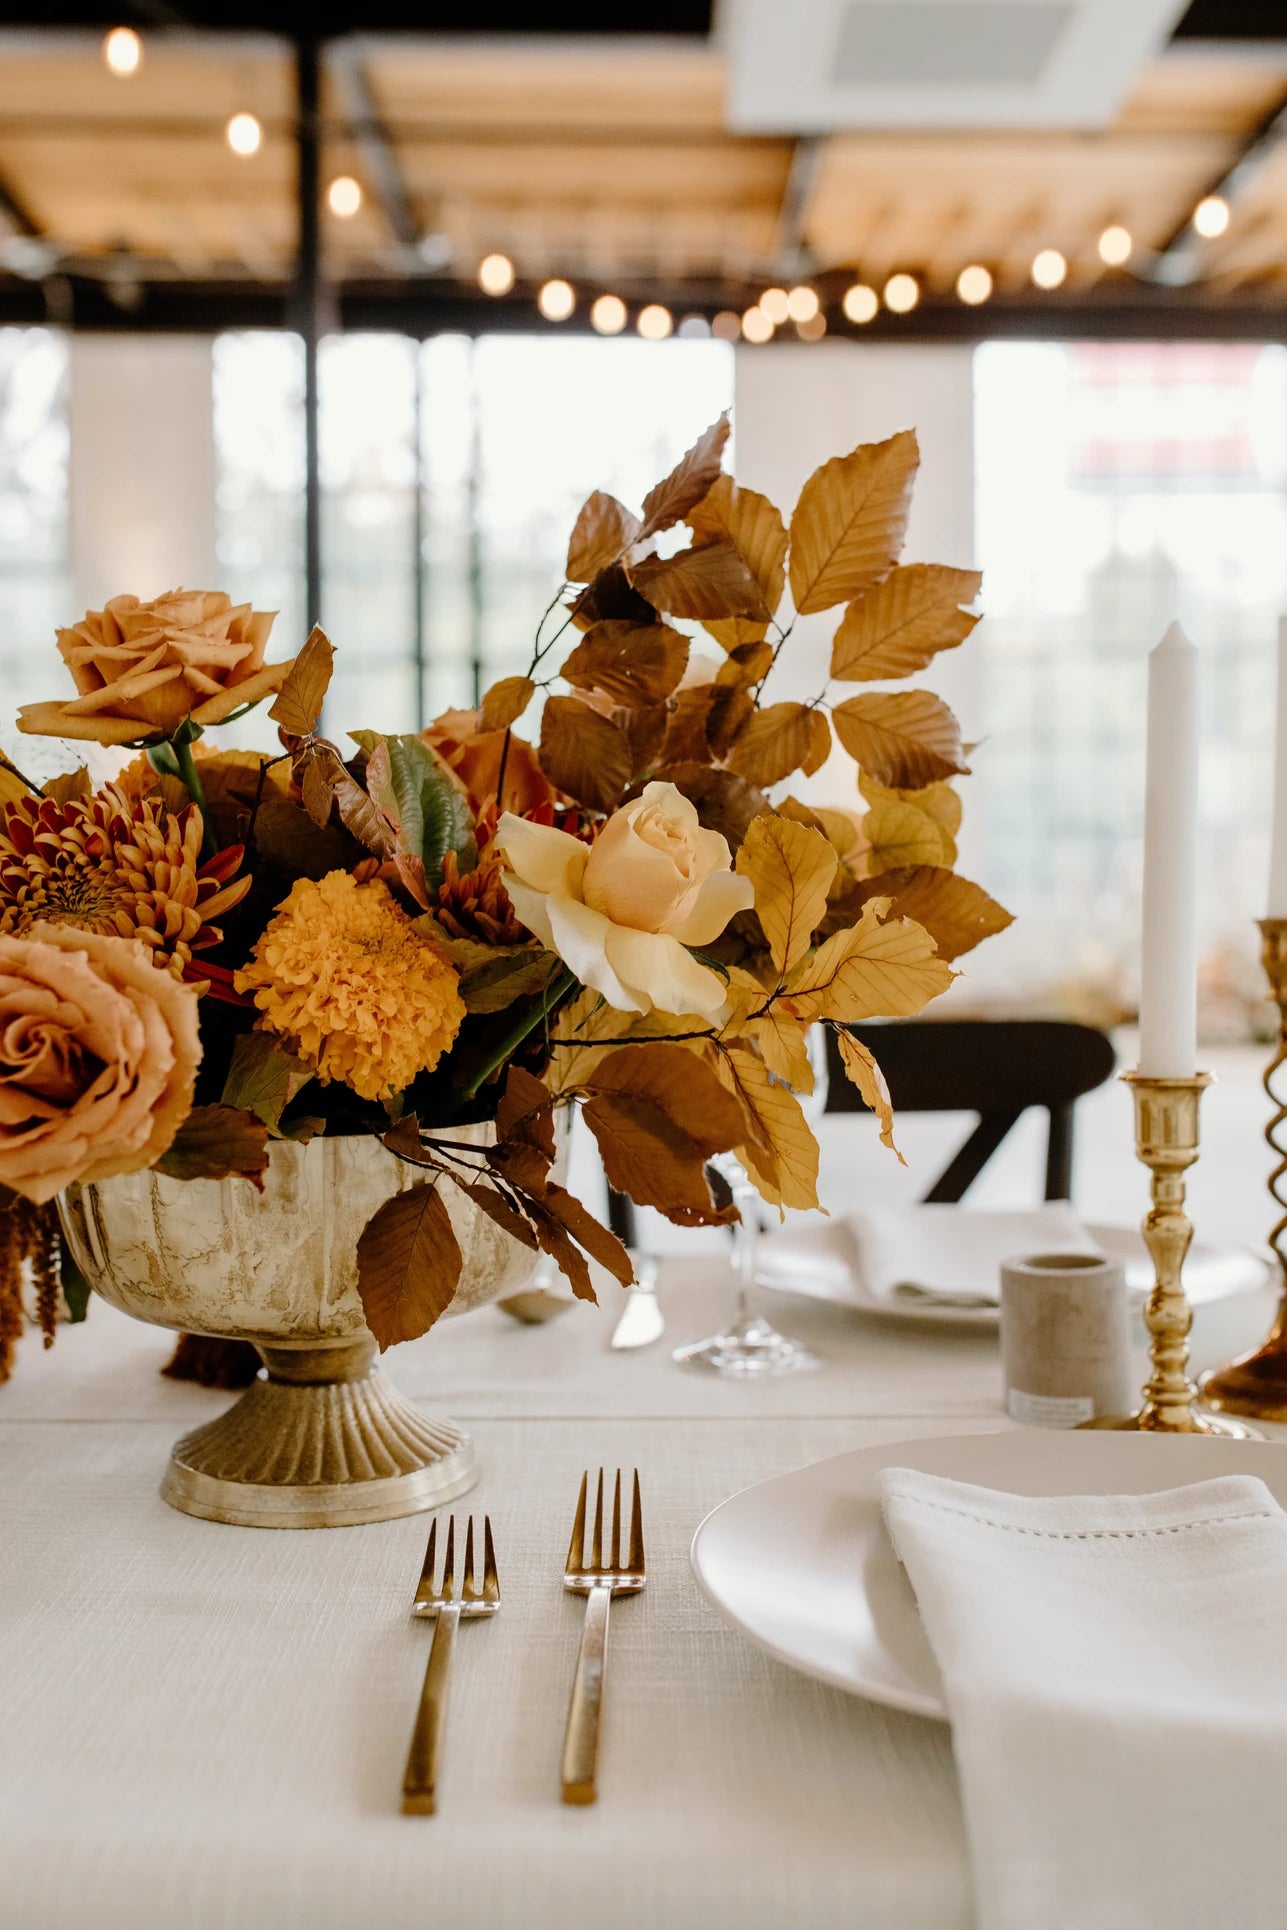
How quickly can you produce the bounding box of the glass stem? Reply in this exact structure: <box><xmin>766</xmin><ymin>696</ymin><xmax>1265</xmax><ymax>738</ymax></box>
<box><xmin>731</xmin><ymin>1182</ymin><xmax>758</xmax><ymax>1328</ymax></box>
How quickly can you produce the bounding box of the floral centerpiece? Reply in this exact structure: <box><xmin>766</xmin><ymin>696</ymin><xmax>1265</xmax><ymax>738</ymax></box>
<box><xmin>0</xmin><ymin>417</ymin><xmax>1008</xmax><ymax>1523</ymax></box>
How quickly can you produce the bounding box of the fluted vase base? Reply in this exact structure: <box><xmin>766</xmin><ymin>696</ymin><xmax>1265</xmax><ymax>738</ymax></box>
<box><xmin>159</xmin><ymin>1337</ymin><xmax>479</xmax><ymax>1529</ymax></box>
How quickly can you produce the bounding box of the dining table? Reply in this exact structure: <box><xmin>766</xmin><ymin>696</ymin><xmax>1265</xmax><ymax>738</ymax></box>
<box><xmin>2</xmin><ymin>1239</ymin><xmax>1280</xmax><ymax>1930</ymax></box>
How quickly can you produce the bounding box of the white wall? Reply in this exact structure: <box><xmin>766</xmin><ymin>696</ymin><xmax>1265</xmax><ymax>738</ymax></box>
<box><xmin>68</xmin><ymin>334</ymin><xmax>217</xmax><ymax>612</ymax></box>
<box><xmin>732</xmin><ymin>340</ymin><xmax>979</xmax><ymax>815</ymax></box>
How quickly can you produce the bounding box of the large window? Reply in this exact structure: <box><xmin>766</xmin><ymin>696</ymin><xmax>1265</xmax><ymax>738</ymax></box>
<box><xmin>974</xmin><ymin>341</ymin><xmax>1287</xmax><ymax>1023</ymax></box>
<box><xmin>0</xmin><ymin>327</ymin><xmax>71</xmax><ymax>777</ymax></box>
<box><xmin>213</xmin><ymin>330</ymin><xmax>735</xmax><ymax>734</ymax></box>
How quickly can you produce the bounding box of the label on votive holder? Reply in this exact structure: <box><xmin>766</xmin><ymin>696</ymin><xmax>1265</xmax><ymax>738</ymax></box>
<box><xmin>1007</xmin><ymin>1388</ymin><xmax>1095</xmax><ymax>1429</ymax></box>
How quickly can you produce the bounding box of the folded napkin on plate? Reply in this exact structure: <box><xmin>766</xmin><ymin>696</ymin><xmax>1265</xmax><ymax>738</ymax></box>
<box><xmin>851</xmin><ymin>1201</ymin><xmax>1097</xmax><ymax>1307</ymax></box>
<box><xmin>879</xmin><ymin>1467</ymin><xmax>1287</xmax><ymax>1930</ymax></box>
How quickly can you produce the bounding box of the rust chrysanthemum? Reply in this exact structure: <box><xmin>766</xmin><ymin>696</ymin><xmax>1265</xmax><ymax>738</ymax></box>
<box><xmin>0</xmin><ymin>785</ymin><xmax>250</xmax><ymax>977</ymax></box>
<box><xmin>434</xmin><ymin>803</ymin><xmax>597</xmax><ymax>947</ymax></box>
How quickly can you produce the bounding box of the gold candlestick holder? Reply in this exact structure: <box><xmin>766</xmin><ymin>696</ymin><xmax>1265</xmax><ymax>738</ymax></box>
<box><xmin>1200</xmin><ymin>917</ymin><xmax>1287</xmax><ymax>1423</ymax></box>
<box><xmin>1085</xmin><ymin>1070</ymin><xmax>1253</xmax><ymax>1435</ymax></box>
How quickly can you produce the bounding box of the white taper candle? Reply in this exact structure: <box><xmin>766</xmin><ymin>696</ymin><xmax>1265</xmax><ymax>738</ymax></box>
<box><xmin>1138</xmin><ymin>622</ymin><xmax>1198</xmax><ymax>1078</ymax></box>
<box><xmin>1267</xmin><ymin>617</ymin><xmax>1287</xmax><ymax>917</ymax></box>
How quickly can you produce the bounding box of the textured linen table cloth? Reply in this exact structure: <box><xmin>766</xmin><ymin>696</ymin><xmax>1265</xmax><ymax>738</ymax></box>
<box><xmin>1</xmin><ymin>1254</ymin><xmax>1277</xmax><ymax>1930</ymax></box>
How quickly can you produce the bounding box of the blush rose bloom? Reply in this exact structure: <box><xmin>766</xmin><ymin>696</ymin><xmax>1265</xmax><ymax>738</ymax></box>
<box><xmin>17</xmin><ymin>590</ymin><xmax>293</xmax><ymax>746</ymax></box>
<box><xmin>0</xmin><ymin>925</ymin><xmax>202</xmax><ymax>1204</ymax></box>
<box><xmin>494</xmin><ymin>781</ymin><xmax>754</xmax><ymax>1018</ymax></box>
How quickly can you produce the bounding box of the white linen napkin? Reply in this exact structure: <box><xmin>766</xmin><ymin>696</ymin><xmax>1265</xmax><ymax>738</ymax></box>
<box><xmin>878</xmin><ymin>1467</ymin><xmax>1287</xmax><ymax>1930</ymax></box>
<box><xmin>851</xmin><ymin>1201</ymin><xmax>1097</xmax><ymax>1307</ymax></box>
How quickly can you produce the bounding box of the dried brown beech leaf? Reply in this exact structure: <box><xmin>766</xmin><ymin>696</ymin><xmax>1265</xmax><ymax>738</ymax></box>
<box><xmin>715</xmin><ymin>639</ymin><xmax>775</xmax><ymax>687</ymax></box>
<box><xmin>707</xmin><ymin>685</ymin><xmax>755</xmax><ymax>757</ymax></box>
<box><xmin>221</xmin><ymin>1032</ymin><xmax>315</xmax><ymax>1135</ymax></box>
<box><xmin>269</xmin><ymin>625</ymin><xmax>335</xmax><ymax>736</ymax></box>
<box><xmin>538</xmin><ymin>694</ymin><xmax>633</xmax><ymax>813</ymax></box>
<box><xmin>545</xmin><ymin>989</ymin><xmax>641</xmax><ymax>1096</ymax></box>
<box><xmin>720</xmin><ymin>981</ymin><xmax>815</xmax><ymax>1097</ymax></box>
<box><xmin>623</xmin><ymin>698</ymin><xmax>668</xmax><ymax>779</ymax></box>
<box><xmin>688</xmin><ymin>473</ymin><xmax>788</xmax><ymax>629</ymax></box>
<box><xmin>567</xmin><ymin>491</ymin><xmax>642</xmax><ymax>581</ymax></box>
<box><xmin>562</xmin><ymin>620</ymin><xmax>690</xmax><ymax>706</ymax></box>
<box><xmin>570</xmin><ymin>564</ymin><xmax>657</xmax><ymax>632</ymax></box>
<box><xmin>382</xmin><ymin>1113</ymin><xmax>425</xmax><ymax>1160</ymax></box>
<box><xmin>628</xmin><ymin>537</ymin><xmax>765</xmax><ymax>623</ymax></box>
<box><xmin>777</xmin><ymin>795</ymin><xmax>864</xmax><ymax>865</ymax></box>
<box><xmin>581</xmin><ymin>1041</ymin><xmax>744</xmax><ymax>1225</ymax></box>
<box><xmin>783</xmin><ymin>897</ymin><xmax>952</xmax><ymax>1022</ymax></box>
<box><xmin>656</xmin><ymin>763</ymin><xmax>771</xmax><ymax>854</ymax></box>
<box><xmin>860</xmin><ymin>774</ymin><xmax>962</xmax><ymax>840</ymax></box>
<box><xmin>40</xmin><ymin>766</ymin><xmax>90</xmax><ymax>806</ymax></box>
<box><xmin>831</xmin><ymin>564</ymin><xmax>981</xmax><ymax>681</ymax></box>
<box><xmin>638</xmin><ymin>413</ymin><xmax>731</xmax><ymax>539</ymax></box>
<box><xmin>856</xmin><ymin>865</ymin><xmax>1013</xmax><ymax>961</ymax></box>
<box><xmin>478</xmin><ymin>675</ymin><xmax>536</xmax><ymax>733</ymax></box>
<box><xmin>495</xmin><ymin>1063</ymin><xmax>558</xmax><ymax>1164</ymax></box>
<box><xmin>293</xmin><ymin>739</ymin><xmax>397</xmax><ymax>857</ymax></box>
<box><xmin>788</xmin><ymin>431</ymin><xmax>919</xmax><ymax>616</ymax></box>
<box><xmin>801</xmin><ymin>709</ymin><xmax>832</xmax><ymax>778</ymax></box>
<box><xmin>835</xmin><ymin>1031</ymin><xmax>904</xmax><ymax>1163</ymax></box>
<box><xmin>660</xmin><ymin>686</ymin><xmax>717</xmax><ymax>766</ymax></box>
<box><xmin>454</xmin><ymin>1178</ymin><xmax>539</xmax><ymax>1251</ymax></box>
<box><xmin>862</xmin><ymin>798</ymin><xmax>954</xmax><ymax>874</ymax></box>
<box><xmin>541</xmin><ymin>1181</ymin><xmax>634</xmax><ymax>1289</ymax></box>
<box><xmin>715</xmin><ymin>1047</ymin><xmax>820</xmax><ymax>1213</ymax></box>
<box><xmin>356</xmin><ymin>1181</ymin><xmax>463</xmax><ymax>1350</ymax></box>
<box><xmin>726</xmin><ymin>702</ymin><xmax>819</xmax><ymax>790</ymax></box>
<box><xmin>736</xmin><ymin>813</ymin><xmax>837</xmax><ymax>974</ymax></box>
<box><xmin>831</xmin><ymin>690</ymin><xmax>968</xmax><ymax>790</ymax></box>
<box><xmin>152</xmin><ymin>1105</ymin><xmax>270</xmax><ymax>1190</ymax></box>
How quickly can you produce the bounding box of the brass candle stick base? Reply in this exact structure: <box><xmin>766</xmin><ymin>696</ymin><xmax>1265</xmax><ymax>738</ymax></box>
<box><xmin>1083</xmin><ymin>1070</ymin><xmax>1255</xmax><ymax>1437</ymax></box>
<box><xmin>1200</xmin><ymin>918</ymin><xmax>1287</xmax><ymax>1424</ymax></box>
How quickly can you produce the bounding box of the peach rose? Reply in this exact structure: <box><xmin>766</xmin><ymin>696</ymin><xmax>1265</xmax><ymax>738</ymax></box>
<box><xmin>0</xmin><ymin>924</ymin><xmax>201</xmax><ymax>1203</ymax></box>
<box><xmin>17</xmin><ymin>590</ymin><xmax>293</xmax><ymax>746</ymax></box>
<box><xmin>494</xmin><ymin>780</ymin><xmax>754</xmax><ymax>1018</ymax></box>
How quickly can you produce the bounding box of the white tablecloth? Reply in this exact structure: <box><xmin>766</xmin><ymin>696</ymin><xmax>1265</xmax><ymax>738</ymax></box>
<box><xmin>1</xmin><ymin>1258</ymin><xmax>1277</xmax><ymax>1930</ymax></box>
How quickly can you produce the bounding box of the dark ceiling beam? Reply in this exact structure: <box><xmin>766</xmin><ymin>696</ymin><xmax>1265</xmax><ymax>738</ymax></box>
<box><xmin>327</xmin><ymin>39</ymin><xmax>420</xmax><ymax>261</ymax></box>
<box><xmin>1149</xmin><ymin>85</ymin><xmax>1287</xmax><ymax>286</ymax></box>
<box><xmin>0</xmin><ymin>165</ymin><xmax>41</xmax><ymax>239</ymax></box>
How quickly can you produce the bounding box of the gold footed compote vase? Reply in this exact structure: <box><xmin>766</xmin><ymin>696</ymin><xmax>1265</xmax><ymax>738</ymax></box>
<box><xmin>1200</xmin><ymin>918</ymin><xmax>1287</xmax><ymax>1424</ymax></box>
<box><xmin>1083</xmin><ymin>1069</ymin><xmax>1256</xmax><ymax>1437</ymax></box>
<box><xmin>58</xmin><ymin>1129</ymin><xmax>538</xmax><ymax>1528</ymax></box>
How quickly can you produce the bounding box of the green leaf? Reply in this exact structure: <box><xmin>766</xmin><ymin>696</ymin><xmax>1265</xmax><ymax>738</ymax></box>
<box><xmin>364</xmin><ymin>733</ymin><xmax>475</xmax><ymax>893</ymax></box>
<box><xmin>221</xmin><ymin>1032</ymin><xmax>316</xmax><ymax>1136</ymax></box>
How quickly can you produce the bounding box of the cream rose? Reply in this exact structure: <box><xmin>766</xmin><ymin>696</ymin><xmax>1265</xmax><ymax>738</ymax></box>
<box><xmin>0</xmin><ymin>924</ymin><xmax>201</xmax><ymax>1204</ymax></box>
<box><xmin>18</xmin><ymin>589</ymin><xmax>292</xmax><ymax>745</ymax></box>
<box><xmin>494</xmin><ymin>781</ymin><xmax>754</xmax><ymax>1018</ymax></box>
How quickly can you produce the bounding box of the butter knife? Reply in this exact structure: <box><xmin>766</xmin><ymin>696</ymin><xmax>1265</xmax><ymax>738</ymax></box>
<box><xmin>610</xmin><ymin>1252</ymin><xmax>663</xmax><ymax>1350</ymax></box>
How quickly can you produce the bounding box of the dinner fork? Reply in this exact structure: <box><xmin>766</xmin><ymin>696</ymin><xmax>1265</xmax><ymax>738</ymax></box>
<box><xmin>561</xmin><ymin>1468</ymin><xmax>646</xmax><ymax>1805</ymax></box>
<box><xmin>401</xmin><ymin>1514</ymin><xmax>499</xmax><ymax>1816</ymax></box>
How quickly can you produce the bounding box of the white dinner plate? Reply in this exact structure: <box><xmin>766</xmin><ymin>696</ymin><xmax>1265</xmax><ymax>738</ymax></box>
<box><xmin>755</xmin><ymin>1219</ymin><xmax>1269</xmax><ymax>1328</ymax></box>
<box><xmin>690</xmin><ymin>1429</ymin><xmax>1287</xmax><ymax>1721</ymax></box>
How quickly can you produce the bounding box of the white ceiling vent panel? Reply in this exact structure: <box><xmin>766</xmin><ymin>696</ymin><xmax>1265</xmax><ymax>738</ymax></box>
<box><xmin>721</xmin><ymin>0</ymin><xmax>1189</xmax><ymax>131</ymax></box>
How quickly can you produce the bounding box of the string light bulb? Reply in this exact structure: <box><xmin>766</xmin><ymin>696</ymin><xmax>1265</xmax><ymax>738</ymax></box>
<box><xmin>1193</xmin><ymin>195</ymin><xmax>1230</xmax><ymax>239</ymax></box>
<box><xmin>786</xmin><ymin>285</ymin><xmax>819</xmax><ymax>323</ymax></box>
<box><xmin>712</xmin><ymin>311</ymin><xmax>741</xmax><ymax>342</ymax></box>
<box><xmin>103</xmin><ymin>26</ymin><xmax>141</xmax><ymax>76</ymax></box>
<box><xmin>226</xmin><ymin>112</ymin><xmax>262</xmax><ymax>158</ymax></box>
<box><xmin>741</xmin><ymin>306</ymin><xmax>774</xmax><ymax>344</ymax></box>
<box><xmin>637</xmin><ymin>303</ymin><xmax>673</xmax><ymax>340</ymax></box>
<box><xmin>883</xmin><ymin>273</ymin><xmax>919</xmax><ymax>315</ymax></box>
<box><xmin>478</xmin><ymin>253</ymin><xmax>515</xmax><ymax>296</ymax></box>
<box><xmin>759</xmin><ymin>287</ymin><xmax>790</xmax><ymax>325</ymax></box>
<box><xmin>678</xmin><ymin>314</ymin><xmax>711</xmax><ymax>338</ymax></box>
<box><xmin>590</xmin><ymin>293</ymin><xmax>626</xmax><ymax>335</ymax></box>
<box><xmin>842</xmin><ymin>283</ymin><xmax>878</xmax><ymax>324</ymax></box>
<box><xmin>956</xmin><ymin>263</ymin><xmax>993</xmax><ymax>306</ymax></box>
<box><xmin>327</xmin><ymin>176</ymin><xmax>362</xmax><ymax>218</ymax></box>
<box><xmin>1031</xmin><ymin>247</ymin><xmax>1067</xmax><ymax>290</ymax></box>
<box><xmin>1098</xmin><ymin>224</ymin><xmax>1132</xmax><ymax>266</ymax></box>
<box><xmin>538</xmin><ymin>278</ymin><xmax>575</xmax><ymax>322</ymax></box>
<box><xmin>797</xmin><ymin>311</ymin><xmax>826</xmax><ymax>341</ymax></box>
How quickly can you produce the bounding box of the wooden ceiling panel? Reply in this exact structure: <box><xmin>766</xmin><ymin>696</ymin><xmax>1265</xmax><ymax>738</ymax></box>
<box><xmin>365</xmin><ymin>41</ymin><xmax>727</xmax><ymax>134</ymax></box>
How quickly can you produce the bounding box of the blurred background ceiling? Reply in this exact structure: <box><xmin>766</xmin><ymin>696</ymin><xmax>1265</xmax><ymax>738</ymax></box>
<box><xmin>0</xmin><ymin>0</ymin><xmax>1285</xmax><ymax>335</ymax></box>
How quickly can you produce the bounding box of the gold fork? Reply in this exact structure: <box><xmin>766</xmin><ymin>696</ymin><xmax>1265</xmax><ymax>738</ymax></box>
<box><xmin>561</xmin><ymin>1468</ymin><xmax>646</xmax><ymax>1806</ymax></box>
<box><xmin>401</xmin><ymin>1514</ymin><xmax>499</xmax><ymax>1816</ymax></box>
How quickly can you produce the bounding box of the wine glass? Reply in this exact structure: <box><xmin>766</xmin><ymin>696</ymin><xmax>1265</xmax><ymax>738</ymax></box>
<box><xmin>671</xmin><ymin>1028</ymin><xmax>829</xmax><ymax>1378</ymax></box>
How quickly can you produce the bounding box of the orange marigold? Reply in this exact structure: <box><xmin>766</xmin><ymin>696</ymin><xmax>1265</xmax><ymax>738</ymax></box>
<box><xmin>235</xmin><ymin>870</ymin><xmax>466</xmax><ymax>1103</ymax></box>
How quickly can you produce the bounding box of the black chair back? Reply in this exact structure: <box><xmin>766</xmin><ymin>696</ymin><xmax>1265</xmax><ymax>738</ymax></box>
<box><xmin>826</xmin><ymin>1019</ymin><xmax>1115</xmax><ymax>1203</ymax></box>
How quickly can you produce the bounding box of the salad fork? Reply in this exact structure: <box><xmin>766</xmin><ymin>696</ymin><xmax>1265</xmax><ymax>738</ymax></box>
<box><xmin>561</xmin><ymin>1468</ymin><xmax>646</xmax><ymax>1805</ymax></box>
<box><xmin>401</xmin><ymin>1513</ymin><xmax>499</xmax><ymax>1816</ymax></box>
